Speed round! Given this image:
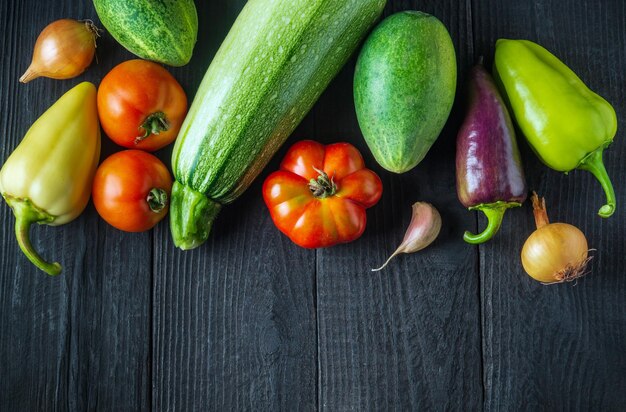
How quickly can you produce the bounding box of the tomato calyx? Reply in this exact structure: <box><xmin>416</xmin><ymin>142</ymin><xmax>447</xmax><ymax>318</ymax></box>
<box><xmin>308</xmin><ymin>167</ymin><xmax>337</xmax><ymax>198</ymax></box>
<box><xmin>147</xmin><ymin>188</ymin><xmax>168</xmax><ymax>213</ymax></box>
<box><xmin>135</xmin><ymin>112</ymin><xmax>170</xmax><ymax>144</ymax></box>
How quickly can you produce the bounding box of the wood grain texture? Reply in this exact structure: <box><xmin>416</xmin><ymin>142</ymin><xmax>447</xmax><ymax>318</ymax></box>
<box><xmin>152</xmin><ymin>194</ymin><xmax>317</xmax><ymax>411</ymax></box>
<box><xmin>151</xmin><ymin>1</ymin><xmax>318</xmax><ymax>411</ymax></box>
<box><xmin>473</xmin><ymin>0</ymin><xmax>626</xmax><ymax>410</ymax></box>
<box><xmin>315</xmin><ymin>0</ymin><xmax>483</xmax><ymax>410</ymax></box>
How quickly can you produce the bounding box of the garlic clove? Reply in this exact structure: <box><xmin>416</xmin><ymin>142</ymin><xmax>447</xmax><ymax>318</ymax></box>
<box><xmin>372</xmin><ymin>202</ymin><xmax>442</xmax><ymax>272</ymax></box>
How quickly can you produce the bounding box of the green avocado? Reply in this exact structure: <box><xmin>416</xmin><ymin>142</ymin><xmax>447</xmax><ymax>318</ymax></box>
<box><xmin>354</xmin><ymin>11</ymin><xmax>457</xmax><ymax>173</ymax></box>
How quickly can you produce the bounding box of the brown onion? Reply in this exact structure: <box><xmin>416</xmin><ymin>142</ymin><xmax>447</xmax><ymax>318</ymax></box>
<box><xmin>521</xmin><ymin>192</ymin><xmax>591</xmax><ymax>284</ymax></box>
<box><xmin>20</xmin><ymin>19</ymin><xmax>100</xmax><ymax>83</ymax></box>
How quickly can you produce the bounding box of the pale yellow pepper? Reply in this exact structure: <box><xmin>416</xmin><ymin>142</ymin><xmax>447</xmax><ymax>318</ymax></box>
<box><xmin>0</xmin><ymin>82</ymin><xmax>101</xmax><ymax>275</ymax></box>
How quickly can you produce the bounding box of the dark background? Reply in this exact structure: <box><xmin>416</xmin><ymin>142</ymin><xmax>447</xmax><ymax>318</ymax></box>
<box><xmin>1</xmin><ymin>0</ymin><xmax>625</xmax><ymax>410</ymax></box>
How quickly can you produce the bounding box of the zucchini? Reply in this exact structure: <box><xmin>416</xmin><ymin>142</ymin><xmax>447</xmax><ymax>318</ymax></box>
<box><xmin>170</xmin><ymin>0</ymin><xmax>387</xmax><ymax>250</ymax></box>
<box><xmin>93</xmin><ymin>0</ymin><xmax>198</xmax><ymax>66</ymax></box>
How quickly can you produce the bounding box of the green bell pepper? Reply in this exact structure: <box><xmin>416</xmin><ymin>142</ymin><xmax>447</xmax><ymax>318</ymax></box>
<box><xmin>494</xmin><ymin>39</ymin><xmax>617</xmax><ymax>217</ymax></box>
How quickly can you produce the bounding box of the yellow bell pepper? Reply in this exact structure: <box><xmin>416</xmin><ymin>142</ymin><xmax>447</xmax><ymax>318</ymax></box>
<box><xmin>0</xmin><ymin>82</ymin><xmax>101</xmax><ymax>275</ymax></box>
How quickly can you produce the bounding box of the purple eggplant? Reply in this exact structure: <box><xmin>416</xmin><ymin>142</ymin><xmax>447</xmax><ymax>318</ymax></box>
<box><xmin>456</xmin><ymin>60</ymin><xmax>528</xmax><ymax>244</ymax></box>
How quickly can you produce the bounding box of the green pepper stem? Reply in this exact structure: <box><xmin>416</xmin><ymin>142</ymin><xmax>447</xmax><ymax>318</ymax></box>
<box><xmin>4</xmin><ymin>196</ymin><xmax>61</xmax><ymax>275</ymax></box>
<box><xmin>463</xmin><ymin>201</ymin><xmax>521</xmax><ymax>244</ymax></box>
<box><xmin>578</xmin><ymin>147</ymin><xmax>616</xmax><ymax>218</ymax></box>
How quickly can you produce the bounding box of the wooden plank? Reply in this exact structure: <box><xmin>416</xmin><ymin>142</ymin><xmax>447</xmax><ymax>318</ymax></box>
<box><xmin>151</xmin><ymin>1</ymin><xmax>318</xmax><ymax>410</ymax></box>
<box><xmin>315</xmin><ymin>0</ymin><xmax>484</xmax><ymax>410</ymax></box>
<box><xmin>472</xmin><ymin>0</ymin><xmax>626</xmax><ymax>409</ymax></box>
<box><xmin>152</xmin><ymin>196</ymin><xmax>318</xmax><ymax>411</ymax></box>
<box><xmin>0</xmin><ymin>1</ymin><xmax>152</xmax><ymax>410</ymax></box>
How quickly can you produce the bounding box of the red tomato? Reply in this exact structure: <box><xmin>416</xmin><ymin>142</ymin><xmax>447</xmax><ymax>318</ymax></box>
<box><xmin>97</xmin><ymin>59</ymin><xmax>188</xmax><ymax>151</ymax></box>
<box><xmin>263</xmin><ymin>140</ymin><xmax>383</xmax><ymax>248</ymax></box>
<box><xmin>92</xmin><ymin>150</ymin><xmax>173</xmax><ymax>232</ymax></box>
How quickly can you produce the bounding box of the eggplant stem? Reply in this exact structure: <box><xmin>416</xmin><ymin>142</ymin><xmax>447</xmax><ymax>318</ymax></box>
<box><xmin>464</xmin><ymin>201</ymin><xmax>521</xmax><ymax>244</ymax></box>
<box><xmin>578</xmin><ymin>147</ymin><xmax>616</xmax><ymax>218</ymax></box>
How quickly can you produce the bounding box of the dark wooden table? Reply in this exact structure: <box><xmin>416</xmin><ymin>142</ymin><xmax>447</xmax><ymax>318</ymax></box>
<box><xmin>1</xmin><ymin>0</ymin><xmax>625</xmax><ymax>410</ymax></box>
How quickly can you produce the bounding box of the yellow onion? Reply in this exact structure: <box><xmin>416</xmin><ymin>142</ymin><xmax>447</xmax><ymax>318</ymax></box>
<box><xmin>20</xmin><ymin>19</ymin><xmax>100</xmax><ymax>83</ymax></box>
<box><xmin>521</xmin><ymin>192</ymin><xmax>591</xmax><ymax>284</ymax></box>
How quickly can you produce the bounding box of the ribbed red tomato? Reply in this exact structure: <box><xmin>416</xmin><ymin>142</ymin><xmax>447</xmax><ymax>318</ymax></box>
<box><xmin>263</xmin><ymin>140</ymin><xmax>383</xmax><ymax>248</ymax></box>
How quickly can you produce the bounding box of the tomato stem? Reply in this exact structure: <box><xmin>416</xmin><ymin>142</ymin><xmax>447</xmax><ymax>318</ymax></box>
<box><xmin>309</xmin><ymin>167</ymin><xmax>337</xmax><ymax>198</ymax></box>
<box><xmin>136</xmin><ymin>112</ymin><xmax>169</xmax><ymax>144</ymax></box>
<box><xmin>147</xmin><ymin>188</ymin><xmax>168</xmax><ymax>213</ymax></box>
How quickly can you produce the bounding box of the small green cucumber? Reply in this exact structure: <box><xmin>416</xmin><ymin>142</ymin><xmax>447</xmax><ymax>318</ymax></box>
<box><xmin>354</xmin><ymin>11</ymin><xmax>457</xmax><ymax>173</ymax></box>
<box><xmin>93</xmin><ymin>0</ymin><xmax>198</xmax><ymax>66</ymax></box>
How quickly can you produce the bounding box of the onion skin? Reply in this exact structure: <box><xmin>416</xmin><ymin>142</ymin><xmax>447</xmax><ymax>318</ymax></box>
<box><xmin>521</xmin><ymin>193</ymin><xmax>590</xmax><ymax>284</ymax></box>
<box><xmin>20</xmin><ymin>19</ymin><xmax>99</xmax><ymax>83</ymax></box>
<box><xmin>521</xmin><ymin>223</ymin><xmax>588</xmax><ymax>284</ymax></box>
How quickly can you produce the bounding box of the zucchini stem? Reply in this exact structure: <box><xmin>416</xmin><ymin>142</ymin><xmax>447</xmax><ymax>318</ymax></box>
<box><xmin>170</xmin><ymin>182</ymin><xmax>222</xmax><ymax>250</ymax></box>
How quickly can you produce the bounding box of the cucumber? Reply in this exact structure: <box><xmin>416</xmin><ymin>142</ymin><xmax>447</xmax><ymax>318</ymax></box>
<box><xmin>170</xmin><ymin>0</ymin><xmax>387</xmax><ymax>250</ymax></box>
<box><xmin>93</xmin><ymin>0</ymin><xmax>198</xmax><ymax>66</ymax></box>
<box><xmin>354</xmin><ymin>11</ymin><xmax>457</xmax><ymax>173</ymax></box>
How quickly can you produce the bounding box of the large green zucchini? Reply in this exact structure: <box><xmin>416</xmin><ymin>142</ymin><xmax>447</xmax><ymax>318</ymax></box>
<box><xmin>170</xmin><ymin>0</ymin><xmax>387</xmax><ymax>250</ymax></box>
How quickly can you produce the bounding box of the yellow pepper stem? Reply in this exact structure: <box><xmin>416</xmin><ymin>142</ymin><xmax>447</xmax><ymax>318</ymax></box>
<box><xmin>4</xmin><ymin>195</ymin><xmax>61</xmax><ymax>275</ymax></box>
